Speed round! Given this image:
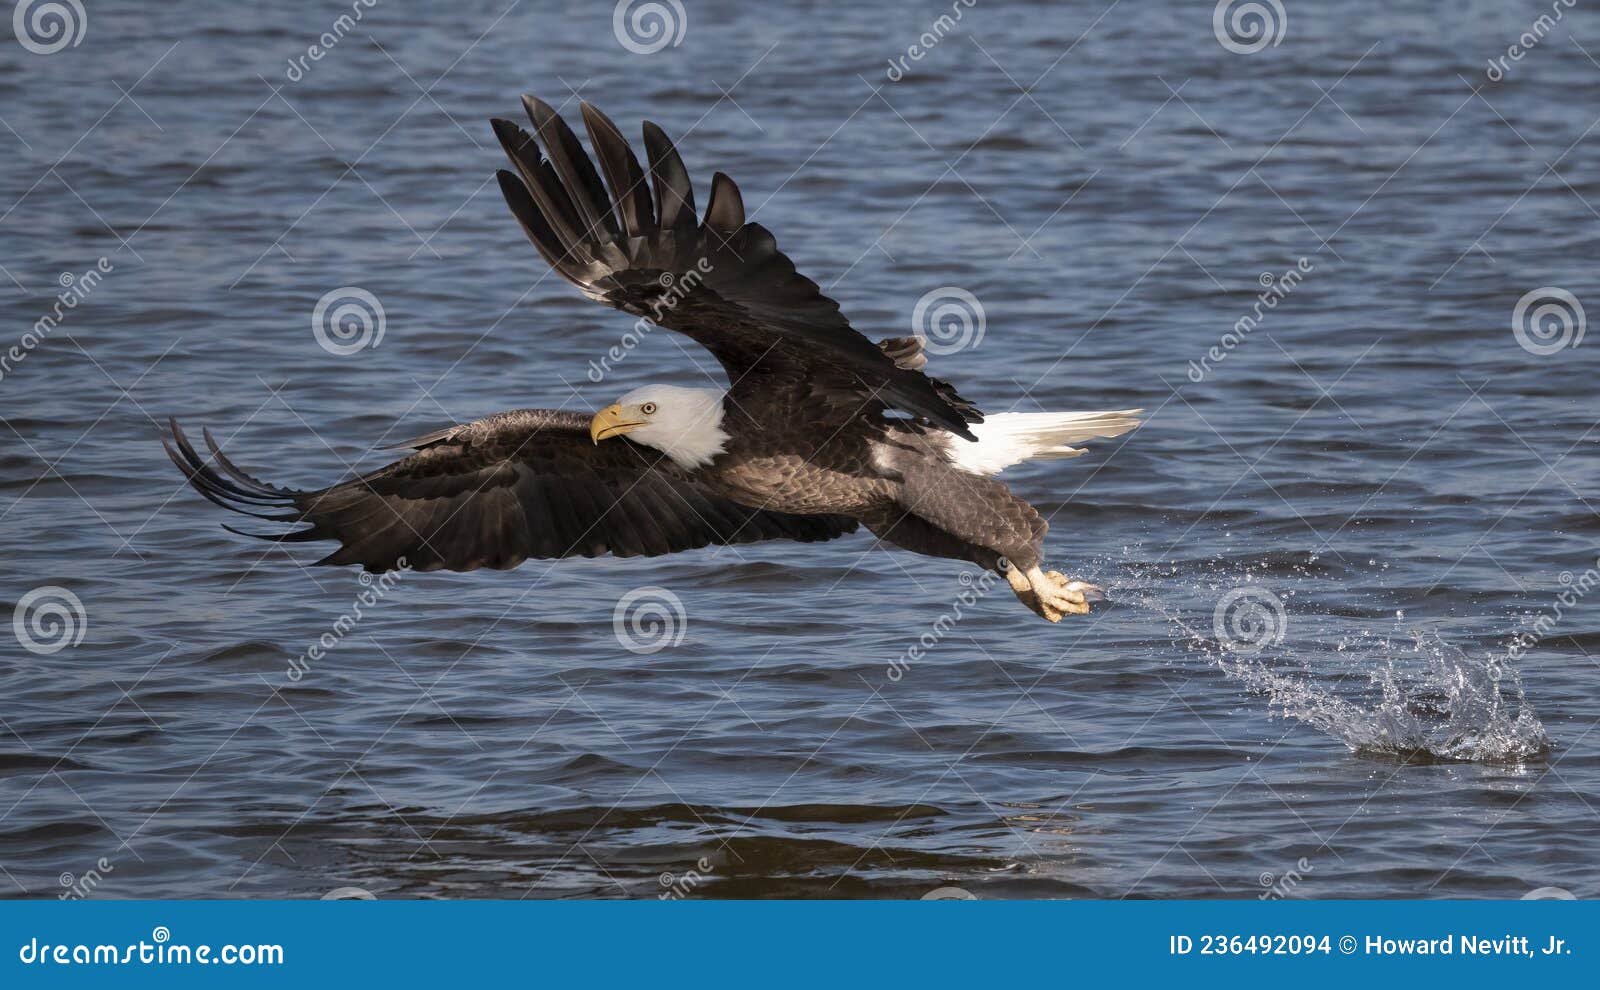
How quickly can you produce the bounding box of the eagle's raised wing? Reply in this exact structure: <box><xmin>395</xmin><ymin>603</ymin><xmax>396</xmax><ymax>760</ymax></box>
<box><xmin>492</xmin><ymin>96</ymin><xmax>981</xmax><ymax>440</ymax></box>
<box><xmin>165</xmin><ymin>412</ymin><xmax>857</xmax><ymax>573</ymax></box>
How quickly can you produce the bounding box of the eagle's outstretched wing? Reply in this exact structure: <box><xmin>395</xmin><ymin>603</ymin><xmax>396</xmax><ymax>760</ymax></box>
<box><xmin>165</xmin><ymin>412</ymin><xmax>857</xmax><ymax>573</ymax></box>
<box><xmin>492</xmin><ymin>96</ymin><xmax>981</xmax><ymax>440</ymax></box>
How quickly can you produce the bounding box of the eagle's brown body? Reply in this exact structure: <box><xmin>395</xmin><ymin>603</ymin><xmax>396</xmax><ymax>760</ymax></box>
<box><xmin>709</xmin><ymin>382</ymin><xmax>1047</xmax><ymax>572</ymax></box>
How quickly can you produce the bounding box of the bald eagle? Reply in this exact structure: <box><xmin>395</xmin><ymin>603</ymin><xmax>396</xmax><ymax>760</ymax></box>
<box><xmin>167</xmin><ymin>96</ymin><xmax>1140</xmax><ymax>621</ymax></box>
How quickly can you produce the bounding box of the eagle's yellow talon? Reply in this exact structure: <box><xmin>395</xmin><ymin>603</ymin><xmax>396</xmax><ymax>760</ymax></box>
<box><xmin>1016</xmin><ymin>566</ymin><xmax>1099</xmax><ymax>620</ymax></box>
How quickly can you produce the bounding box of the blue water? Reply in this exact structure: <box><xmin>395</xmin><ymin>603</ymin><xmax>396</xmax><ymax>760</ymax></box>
<box><xmin>1</xmin><ymin>0</ymin><xmax>1597</xmax><ymax>899</ymax></box>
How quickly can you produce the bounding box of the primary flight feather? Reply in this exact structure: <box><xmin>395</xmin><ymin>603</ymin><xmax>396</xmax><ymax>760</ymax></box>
<box><xmin>167</xmin><ymin>96</ymin><xmax>1141</xmax><ymax>621</ymax></box>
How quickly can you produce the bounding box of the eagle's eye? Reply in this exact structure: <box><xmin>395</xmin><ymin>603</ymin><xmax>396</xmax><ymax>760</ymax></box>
<box><xmin>640</xmin><ymin>402</ymin><xmax>658</xmax><ymax>415</ymax></box>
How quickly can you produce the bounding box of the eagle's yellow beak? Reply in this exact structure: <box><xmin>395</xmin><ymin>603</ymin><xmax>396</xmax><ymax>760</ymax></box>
<box><xmin>589</xmin><ymin>403</ymin><xmax>645</xmax><ymax>443</ymax></box>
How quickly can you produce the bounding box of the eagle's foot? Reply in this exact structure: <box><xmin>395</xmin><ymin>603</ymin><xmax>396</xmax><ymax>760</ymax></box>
<box><xmin>1005</xmin><ymin>564</ymin><xmax>1050</xmax><ymax>621</ymax></box>
<box><xmin>1012</xmin><ymin>566</ymin><xmax>1101</xmax><ymax>622</ymax></box>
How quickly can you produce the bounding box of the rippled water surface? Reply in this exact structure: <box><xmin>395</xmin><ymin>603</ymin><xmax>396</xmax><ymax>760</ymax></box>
<box><xmin>2</xmin><ymin>1</ymin><xmax>1598</xmax><ymax>899</ymax></box>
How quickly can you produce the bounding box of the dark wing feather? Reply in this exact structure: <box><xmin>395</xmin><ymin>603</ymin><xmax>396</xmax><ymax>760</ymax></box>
<box><xmin>642</xmin><ymin>119</ymin><xmax>695</xmax><ymax>227</ymax></box>
<box><xmin>580</xmin><ymin>102</ymin><xmax>651</xmax><ymax>238</ymax></box>
<box><xmin>166</xmin><ymin>413</ymin><xmax>857</xmax><ymax>573</ymax></box>
<box><xmin>877</xmin><ymin>336</ymin><xmax>982</xmax><ymax>423</ymax></box>
<box><xmin>492</xmin><ymin>97</ymin><xmax>981</xmax><ymax>440</ymax></box>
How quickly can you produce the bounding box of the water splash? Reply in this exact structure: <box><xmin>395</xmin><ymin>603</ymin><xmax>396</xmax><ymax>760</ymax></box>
<box><xmin>1115</xmin><ymin>557</ymin><xmax>1549</xmax><ymax>764</ymax></box>
<box><xmin>1212</xmin><ymin>627</ymin><xmax>1549</xmax><ymax>763</ymax></box>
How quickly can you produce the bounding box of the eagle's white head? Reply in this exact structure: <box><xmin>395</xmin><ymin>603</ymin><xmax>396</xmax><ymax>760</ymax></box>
<box><xmin>588</xmin><ymin>385</ymin><xmax>730</xmax><ymax>471</ymax></box>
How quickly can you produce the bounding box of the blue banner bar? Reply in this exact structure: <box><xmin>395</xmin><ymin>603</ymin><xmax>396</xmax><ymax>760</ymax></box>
<box><xmin>1</xmin><ymin>900</ymin><xmax>1592</xmax><ymax>987</ymax></box>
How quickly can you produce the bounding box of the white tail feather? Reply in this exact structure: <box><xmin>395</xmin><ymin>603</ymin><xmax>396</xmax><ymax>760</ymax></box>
<box><xmin>946</xmin><ymin>409</ymin><xmax>1142</xmax><ymax>475</ymax></box>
